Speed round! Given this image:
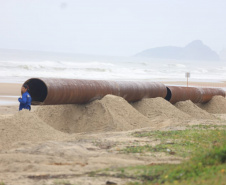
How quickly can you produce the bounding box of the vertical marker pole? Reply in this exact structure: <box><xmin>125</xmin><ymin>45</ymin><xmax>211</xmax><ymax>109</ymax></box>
<box><xmin>185</xmin><ymin>72</ymin><xmax>190</xmax><ymax>87</ymax></box>
<box><xmin>187</xmin><ymin>76</ymin><xmax>188</xmax><ymax>87</ymax></box>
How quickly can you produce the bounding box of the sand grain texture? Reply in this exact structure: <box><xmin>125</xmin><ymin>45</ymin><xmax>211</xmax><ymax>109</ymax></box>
<box><xmin>35</xmin><ymin>95</ymin><xmax>153</xmax><ymax>133</ymax></box>
<box><xmin>175</xmin><ymin>100</ymin><xmax>215</xmax><ymax>119</ymax></box>
<box><xmin>132</xmin><ymin>97</ymin><xmax>191</xmax><ymax>122</ymax></box>
<box><xmin>0</xmin><ymin>110</ymin><xmax>69</xmax><ymax>150</ymax></box>
<box><xmin>197</xmin><ymin>96</ymin><xmax>226</xmax><ymax>114</ymax></box>
<box><xmin>0</xmin><ymin>105</ymin><xmax>19</xmax><ymax>115</ymax></box>
<box><xmin>1</xmin><ymin>94</ymin><xmax>226</xmax><ymax>185</ymax></box>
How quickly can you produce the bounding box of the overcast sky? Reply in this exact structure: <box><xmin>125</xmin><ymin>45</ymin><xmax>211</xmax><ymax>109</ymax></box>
<box><xmin>0</xmin><ymin>0</ymin><xmax>225</xmax><ymax>56</ymax></box>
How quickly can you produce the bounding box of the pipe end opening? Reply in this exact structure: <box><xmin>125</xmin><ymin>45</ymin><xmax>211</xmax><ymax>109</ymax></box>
<box><xmin>24</xmin><ymin>78</ymin><xmax>47</xmax><ymax>103</ymax></box>
<box><xmin>165</xmin><ymin>87</ymin><xmax>172</xmax><ymax>101</ymax></box>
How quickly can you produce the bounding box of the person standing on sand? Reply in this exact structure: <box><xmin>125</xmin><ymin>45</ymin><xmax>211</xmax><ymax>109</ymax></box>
<box><xmin>18</xmin><ymin>84</ymin><xmax>32</xmax><ymax>111</ymax></box>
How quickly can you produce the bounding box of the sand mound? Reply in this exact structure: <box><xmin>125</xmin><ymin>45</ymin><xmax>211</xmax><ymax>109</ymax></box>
<box><xmin>35</xmin><ymin>95</ymin><xmax>153</xmax><ymax>133</ymax></box>
<box><xmin>197</xmin><ymin>96</ymin><xmax>226</xmax><ymax>114</ymax></box>
<box><xmin>0</xmin><ymin>110</ymin><xmax>69</xmax><ymax>150</ymax></box>
<box><xmin>132</xmin><ymin>97</ymin><xmax>191</xmax><ymax>121</ymax></box>
<box><xmin>175</xmin><ymin>100</ymin><xmax>215</xmax><ymax>119</ymax></box>
<box><xmin>0</xmin><ymin>105</ymin><xmax>18</xmax><ymax>115</ymax></box>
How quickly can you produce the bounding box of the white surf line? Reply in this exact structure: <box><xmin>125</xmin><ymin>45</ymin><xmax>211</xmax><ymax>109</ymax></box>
<box><xmin>0</xmin><ymin>100</ymin><xmax>18</xmax><ymax>105</ymax></box>
<box><xmin>0</xmin><ymin>95</ymin><xmax>18</xmax><ymax>98</ymax></box>
<box><xmin>0</xmin><ymin>96</ymin><xmax>18</xmax><ymax>105</ymax></box>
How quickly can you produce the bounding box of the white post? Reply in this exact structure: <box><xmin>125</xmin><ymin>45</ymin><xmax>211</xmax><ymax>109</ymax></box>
<box><xmin>185</xmin><ymin>72</ymin><xmax>190</xmax><ymax>87</ymax></box>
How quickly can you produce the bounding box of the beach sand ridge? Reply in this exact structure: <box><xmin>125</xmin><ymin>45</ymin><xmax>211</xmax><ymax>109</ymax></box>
<box><xmin>0</xmin><ymin>95</ymin><xmax>226</xmax><ymax>184</ymax></box>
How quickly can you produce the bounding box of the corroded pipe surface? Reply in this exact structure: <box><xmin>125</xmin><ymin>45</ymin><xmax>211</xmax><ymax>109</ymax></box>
<box><xmin>165</xmin><ymin>86</ymin><xmax>201</xmax><ymax>104</ymax></box>
<box><xmin>197</xmin><ymin>87</ymin><xmax>226</xmax><ymax>103</ymax></box>
<box><xmin>24</xmin><ymin>78</ymin><xmax>167</xmax><ymax>105</ymax></box>
<box><xmin>165</xmin><ymin>86</ymin><xmax>225</xmax><ymax>104</ymax></box>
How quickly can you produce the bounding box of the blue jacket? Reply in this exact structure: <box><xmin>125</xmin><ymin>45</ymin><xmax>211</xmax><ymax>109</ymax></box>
<box><xmin>18</xmin><ymin>91</ymin><xmax>32</xmax><ymax>111</ymax></box>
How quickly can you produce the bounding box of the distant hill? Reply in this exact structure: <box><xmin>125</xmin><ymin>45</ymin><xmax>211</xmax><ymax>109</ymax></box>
<box><xmin>220</xmin><ymin>49</ymin><xmax>226</xmax><ymax>61</ymax></box>
<box><xmin>135</xmin><ymin>40</ymin><xmax>220</xmax><ymax>61</ymax></box>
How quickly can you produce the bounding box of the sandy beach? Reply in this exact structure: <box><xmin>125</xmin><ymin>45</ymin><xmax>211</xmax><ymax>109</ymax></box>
<box><xmin>0</xmin><ymin>83</ymin><xmax>22</xmax><ymax>95</ymax></box>
<box><xmin>1</xmin><ymin>0</ymin><xmax>226</xmax><ymax>183</ymax></box>
<box><xmin>0</xmin><ymin>83</ymin><xmax>22</xmax><ymax>108</ymax></box>
<box><xmin>0</xmin><ymin>82</ymin><xmax>226</xmax><ymax>184</ymax></box>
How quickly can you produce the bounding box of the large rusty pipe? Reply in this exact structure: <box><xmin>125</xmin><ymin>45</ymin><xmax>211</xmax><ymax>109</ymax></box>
<box><xmin>165</xmin><ymin>86</ymin><xmax>225</xmax><ymax>104</ymax></box>
<box><xmin>165</xmin><ymin>86</ymin><xmax>202</xmax><ymax>104</ymax></box>
<box><xmin>24</xmin><ymin>78</ymin><xmax>167</xmax><ymax>105</ymax></box>
<box><xmin>197</xmin><ymin>88</ymin><xmax>226</xmax><ymax>103</ymax></box>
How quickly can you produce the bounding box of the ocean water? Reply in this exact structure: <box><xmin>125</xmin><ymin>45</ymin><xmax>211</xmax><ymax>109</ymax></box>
<box><xmin>0</xmin><ymin>55</ymin><xmax>226</xmax><ymax>84</ymax></box>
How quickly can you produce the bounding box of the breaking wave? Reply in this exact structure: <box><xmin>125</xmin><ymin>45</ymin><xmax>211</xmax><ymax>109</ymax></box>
<box><xmin>0</xmin><ymin>58</ymin><xmax>225</xmax><ymax>83</ymax></box>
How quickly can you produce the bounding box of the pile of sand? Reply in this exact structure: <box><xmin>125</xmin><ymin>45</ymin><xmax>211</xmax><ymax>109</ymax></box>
<box><xmin>0</xmin><ymin>110</ymin><xmax>69</xmax><ymax>150</ymax></box>
<box><xmin>132</xmin><ymin>97</ymin><xmax>191</xmax><ymax>121</ymax></box>
<box><xmin>197</xmin><ymin>96</ymin><xmax>226</xmax><ymax>114</ymax></box>
<box><xmin>175</xmin><ymin>100</ymin><xmax>215</xmax><ymax>119</ymax></box>
<box><xmin>35</xmin><ymin>95</ymin><xmax>153</xmax><ymax>133</ymax></box>
<box><xmin>5</xmin><ymin>94</ymin><xmax>219</xmax><ymax>151</ymax></box>
<box><xmin>0</xmin><ymin>105</ymin><xmax>18</xmax><ymax>115</ymax></box>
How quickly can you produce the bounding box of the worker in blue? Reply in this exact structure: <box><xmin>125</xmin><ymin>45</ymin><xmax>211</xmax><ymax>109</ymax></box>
<box><xmin>18</xmin><ymin>84</ymin><xmax>32</xmax><ymax>111</ymax></box>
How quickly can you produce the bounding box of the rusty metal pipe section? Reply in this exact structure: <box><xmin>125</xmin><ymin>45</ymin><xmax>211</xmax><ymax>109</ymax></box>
<box><xmin>197</xmin><ymin>88</ymin><xmax>226</xmax><ymax>103</ymax></box>
<box><xmin>165</xmin><ymin>86</ymin><xmax>225</xmax><ymax>104</ymax></box>
<box><xmin>24</xmin><ymin>78</ymin><xmax>167</xmax><ymax>105</ymax></box>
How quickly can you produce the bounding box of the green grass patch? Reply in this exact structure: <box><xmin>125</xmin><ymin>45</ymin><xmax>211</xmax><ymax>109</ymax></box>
<box><xmin>91</xmin><ymin>125</ymin><xmax>226</xmax><ymax>185</ymax></box>
<box><xmin>189</xmin><ymin>124</ymin><xmax>226</xmax><ymax>130</ymax></box>
<box><xmin>127</xmin><ymin>145</ymin><xmax>226</xmax><ymax>185</ymax></box>
<box><xmin>122</xmin><ymin>125</ymin><xmax>226</xmax><ymax>157</ymax></box>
